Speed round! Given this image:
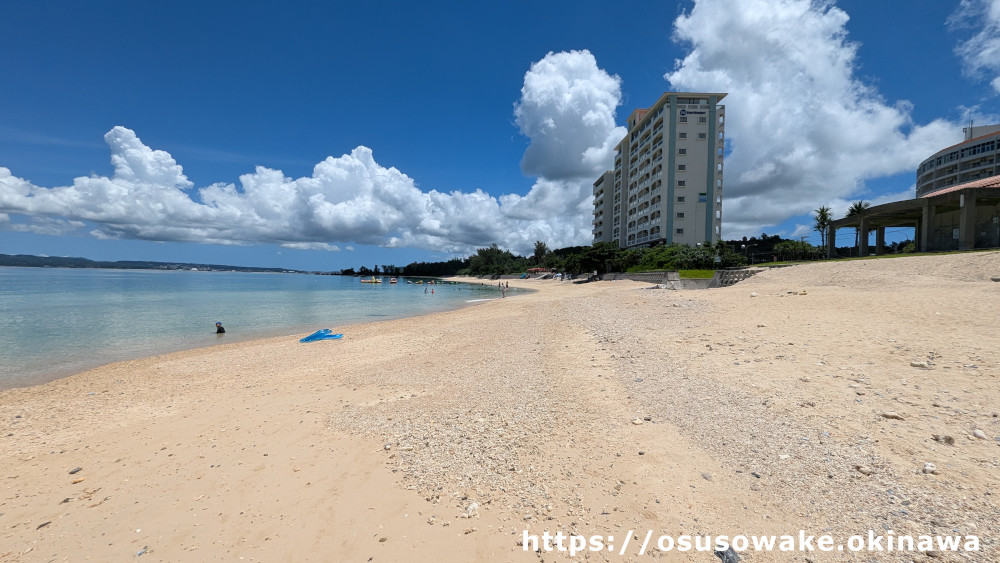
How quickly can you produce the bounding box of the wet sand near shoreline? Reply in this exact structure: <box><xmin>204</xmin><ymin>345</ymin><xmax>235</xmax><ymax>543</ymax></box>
<box><xmin>2</xmin><ymin>252</ymin><xmax>998</xmax><ymax>562</ymax></box>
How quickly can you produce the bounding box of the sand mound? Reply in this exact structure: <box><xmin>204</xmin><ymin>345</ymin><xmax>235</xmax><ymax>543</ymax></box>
<box><xmin>741</xmin><ymin>251</ymin><xmax>1000</xmax><ymax>290</ymax></box>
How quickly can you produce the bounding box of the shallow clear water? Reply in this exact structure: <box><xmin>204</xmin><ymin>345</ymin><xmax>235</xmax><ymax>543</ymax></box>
<box><xmin>0</xmin><ymin>268</ymin><xmax>503</xmax><ymax>389</ymax></box>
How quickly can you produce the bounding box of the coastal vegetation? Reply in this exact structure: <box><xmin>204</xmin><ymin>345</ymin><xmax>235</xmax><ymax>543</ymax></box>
<box><xmin>374</xmin><ymin>233</ymin><xmax>898</xmax><ymax>277</ymax></box>
<box><xmin>4</xmin><ymin>229</ymin><xmax>917</xmax><ymax>279</ymax></box>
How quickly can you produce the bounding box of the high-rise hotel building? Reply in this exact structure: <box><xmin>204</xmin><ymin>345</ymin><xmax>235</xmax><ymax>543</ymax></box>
<box><xmin>593</xmin><ymin>92</ymin><xmax>726</xmax><ymax>248</ymax></box>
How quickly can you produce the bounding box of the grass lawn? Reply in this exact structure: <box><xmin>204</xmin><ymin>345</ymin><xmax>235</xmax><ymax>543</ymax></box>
<box><xmin>678</xmin><ymin>269</ymin><xmax>716</xmax><ymax>279</ymax></box>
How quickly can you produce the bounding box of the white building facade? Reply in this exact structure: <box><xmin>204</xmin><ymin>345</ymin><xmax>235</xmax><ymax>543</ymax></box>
<box><xmin>591</xmin><ymin>171</ymin><xmax>614</xmax><ymax>242</ymax></box>
<box><xmin>593</xmin><ymin>92</ymin><xmax>726</xmax><ymax>248</ymax></box>
<box><xmin>916</xmin><ymin>124</ymin><xmax>1000</xmax><ymax>197</ymax></box>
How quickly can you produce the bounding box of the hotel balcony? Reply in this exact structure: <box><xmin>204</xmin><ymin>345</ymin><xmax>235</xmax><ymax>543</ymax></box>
<box><xmin>959</xmin><ymin>157</ymin><xmax>996</xmax><ymax>171</ymax></box>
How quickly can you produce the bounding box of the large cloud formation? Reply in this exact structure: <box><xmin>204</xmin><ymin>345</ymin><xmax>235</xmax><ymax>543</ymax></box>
<box><xmin>0</xmin><ymin>50</ymin><xmax>623</xmax><ymax>257</ymax></box>
<box><xmin>666</xmin><ymin>0</ymin><xmax>960</xmax><ymax>237</ymax></box>
<box><xmin>5</xmin><ymin>1</ymin><xmax>990</xmax><ymax>253</ymax></box>
<box><xmin>515</xmin><ymin>50</ymin><xmax>626</xmax><ymax>181</ymax></box>
<box><xmin>950</xmin><ymin>0</ymin><xmax>1000</xmax><ymax>94</ymax></box>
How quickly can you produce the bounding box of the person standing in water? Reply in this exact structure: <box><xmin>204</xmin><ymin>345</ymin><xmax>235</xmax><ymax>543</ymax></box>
<box><xmin>215</xmin><ymin>322</ymin><xmax>226</xmax><ymax>334</ymax></box>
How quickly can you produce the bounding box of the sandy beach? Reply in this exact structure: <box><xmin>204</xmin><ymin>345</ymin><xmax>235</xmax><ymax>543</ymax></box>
<box><xmin>2</xmin><ymin>252</ymin><xmax>999</xmax><ymax>562</ymax></box>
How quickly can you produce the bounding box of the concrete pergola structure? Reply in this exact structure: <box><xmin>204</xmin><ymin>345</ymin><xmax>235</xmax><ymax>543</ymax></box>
<box><xmin>826</xmin><ymin>176</ymin><xmax>1000</xmax><ymax>258</ymax></box>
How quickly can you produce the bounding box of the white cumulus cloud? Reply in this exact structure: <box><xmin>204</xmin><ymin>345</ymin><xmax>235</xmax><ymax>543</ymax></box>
<box><xmin>515</xmin><ymin>50</ymin><xmax>627</xmax><ymax>181</ymax></box>
<box><xmin>666</xmin><ymin>0</ymin><xmax>961</xmax><ymax>237</ymax></box>
<box><xmin>0</xmin><ymin>50</ymin><xmax>625</xmax><ymax>257</ymax></box>
<box><xmin>950</xmin><ymin>0</ymin><xmax>1000</xmax><ymax>94</ymax></box>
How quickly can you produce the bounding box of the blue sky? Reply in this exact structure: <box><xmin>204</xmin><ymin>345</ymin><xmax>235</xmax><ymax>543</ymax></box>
<box><xmin>2</xmin><ymin>0</ymin><xmax>998</xmax><ymax>271</ymax></box>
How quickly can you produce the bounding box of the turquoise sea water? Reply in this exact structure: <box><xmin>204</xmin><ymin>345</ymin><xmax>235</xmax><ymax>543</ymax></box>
<box><xmin>0</xmin><ymin>268</ymin><xmax>502</xmax><ymax>390</ymax></box>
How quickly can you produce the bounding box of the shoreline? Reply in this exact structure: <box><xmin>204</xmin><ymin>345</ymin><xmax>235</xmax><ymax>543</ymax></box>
<box><xmin>2</xmin><ymin>256</ymin><xmax>998</xmax><ymax>561</ymax></box>
<box><xmin>0</xmin><ymin>274</ymin><xmax>516</xmax><ymax>392</ymax></box>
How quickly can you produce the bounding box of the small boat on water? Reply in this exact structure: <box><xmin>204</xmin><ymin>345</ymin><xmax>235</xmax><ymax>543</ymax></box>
<box><xmin>389</xmin><ymin>278</ymin><xmax>397</xmax><ymax>284</ymax></box>
<box><xmin>360</xmin><ymin>276</ymin><xmax>382</xmax><ymax>284</ymax></box>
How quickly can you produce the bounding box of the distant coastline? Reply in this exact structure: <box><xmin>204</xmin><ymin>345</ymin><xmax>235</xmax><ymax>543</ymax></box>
<box><xmin>0</xmin><ymin>253</ymin><xmax>303</xmax><ymax>273</ymax></box>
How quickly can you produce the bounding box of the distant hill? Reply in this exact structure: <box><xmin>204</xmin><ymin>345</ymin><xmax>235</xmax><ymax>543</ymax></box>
<box><xmin>0</xmin><ymin>254</ymin><xmax>303</xmax><ymax>273</ymax></box>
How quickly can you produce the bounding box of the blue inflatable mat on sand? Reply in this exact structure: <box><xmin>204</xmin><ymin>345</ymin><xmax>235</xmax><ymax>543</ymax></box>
<box><xmin>299</xmin><ymin>329</ymin><xmax>344</xmax><ymax>343</ymax></box>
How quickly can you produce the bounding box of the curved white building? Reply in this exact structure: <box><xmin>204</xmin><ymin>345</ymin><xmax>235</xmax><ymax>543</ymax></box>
<box><xmin>916</xmin><ymin>124</ymin><xmax>1000</xmax><ymax>197</ymax></box>
<box><xmin>827</xmin><ymin>124</ymin><xmax>1000</xmax><ymax>256</ymax></box>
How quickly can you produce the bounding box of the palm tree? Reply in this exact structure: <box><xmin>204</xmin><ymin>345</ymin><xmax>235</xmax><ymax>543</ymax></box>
<box><xmin>813</xmin><ymin>205</ymin><xmax>832</xmax><ymax>247</ymax></box>
<box><xmin>846</xmin><ymin>200</ymin><xmax>871</xmax><ymax>249</ymax></box>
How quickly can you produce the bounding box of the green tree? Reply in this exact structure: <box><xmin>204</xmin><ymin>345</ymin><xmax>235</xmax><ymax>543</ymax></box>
<box><xmin>713</xmin><ymin>240</ymin><xmax>746</xmax><ymax>268</ymax></box>
<box><xmin>579</xmin><ymin>241</ymin><xmax>622</xmax><ymax>274</ymax></box>
<box><xmin>540</xmin><ymin>252</ymin><xmax>564</xmax><ymax>271</ymax></box>
<box><xmin>773</xmin><ymin>240</ymin><xmax>823</xmax><ymax>261</ymax></box>
<box><xmin>563</xmin><ymin>253</ymin><xmax>584</xmax><ymax>275</ymax></box>
<box><xmin>618</xmin><ymin>247</ymin><xmax>646</xmax><ymax>272</ymax></box>
<box><xmin>628</xmin><ymin>243</ymin><xmax>717</xmax><ymax>271</ymax></box>
<box><xmin>813</xmin><ymin>205</ymin><xmax>832</xmax><ymax>248</ymax></box>
<box><xmin>846</xmin><ymin>200</ymin><xmax>871</xmax><ymax>249</ymax></box>
<box><xmin>401</xmin><ymin>258</ymin><xmax>469</xmax><ymax>276</ymax></box>
<box><xmin>532</xmin><ymin>241</ymin><xmax>549</xmax><ymax>265</ymax></box>
<box><xmin>467</xmin><ymin>243</ymin><xmax>527</xmax><ymax>276</ymax></box>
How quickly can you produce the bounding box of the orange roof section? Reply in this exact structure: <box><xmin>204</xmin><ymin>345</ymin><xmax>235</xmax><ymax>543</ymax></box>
<box><xmin>921</xmin><ymin>174</ymin><xmax>1000</xmax><ymax>198</ymax></box>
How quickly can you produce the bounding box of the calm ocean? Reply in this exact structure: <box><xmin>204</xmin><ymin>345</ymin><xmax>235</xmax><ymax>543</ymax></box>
<box><xmin>0</xmin><ymin>268</ymin><xmax>502</xmax><ymax>390</ymax></box>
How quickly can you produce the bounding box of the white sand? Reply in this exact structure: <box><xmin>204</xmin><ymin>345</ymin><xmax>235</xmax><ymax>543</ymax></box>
<box><xmin>2</xmin><ymin>251</ymin><xmax>998</xmax><ymax>561</ymax></box>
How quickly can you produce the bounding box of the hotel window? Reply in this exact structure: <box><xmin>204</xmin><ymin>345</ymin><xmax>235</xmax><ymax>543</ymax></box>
<box><xmin>676</xmin><ymin>212</ymin><xmax>685</xmax><ymax>218</ymax></box>
<box><xmin>678</xmin><ymin>164</ymin><xmax>686</xmax><ymax>171</ymax></box>
<box><xmin>676</xmin><ymin>228</ymin><xmax>684</xmax><ymax>234</ymax></box>
<box><xmin>677</xmin><ymin>196</ymin><xmax>685</xmax><ymax>202</ymax></box>
<box><xmin>698</xmin><ymin>132</ymin><xmax>707</xmax><ymax>139</ymax></box>
<box><xmin>677</xmin><ymin>180</ymin><xmax>686</xmax><ymax>187</ymax></box>
<box><xmin>679</xmin><ymin>132</ymin><xmax>687</xmax><ymax>139</ymax></box>
<box><xmin>679</xmin><ymin>116</ymin><xmax>688</xmax><ymax>123</ymax></box>
<box><xmin>699</xmin><ymin>116</ymin><xmax>707</xmax><ymax>123</ymax></box>
<box><xmin>678</xmin><ymin>148</ymin><xmax>687</xmax><ymax>155</ymax></box>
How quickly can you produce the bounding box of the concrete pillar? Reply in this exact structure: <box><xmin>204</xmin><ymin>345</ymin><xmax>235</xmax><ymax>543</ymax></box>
<box><xmin>827</xmin><ymin>225</ymin><xmax>836</xmax><ymax>258</ymax></box>
<box><xmin>959</xmin><ymin>190</ymin><xmax>977</xmax><ymax>251</ymax></box>
<box><xmin>858</xmin><ymin>217</ymin><xmax>869</xmax><ymax>257</ymax></box>
<box><xmin>920</xmin><ymin>201</ymin><xmax>933</xmax><ymax>252</ymax></box>
<box><xmin>875</xmin><ymin>226</ymin><xmax>885</xmax><ymax>255</ymax></box>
